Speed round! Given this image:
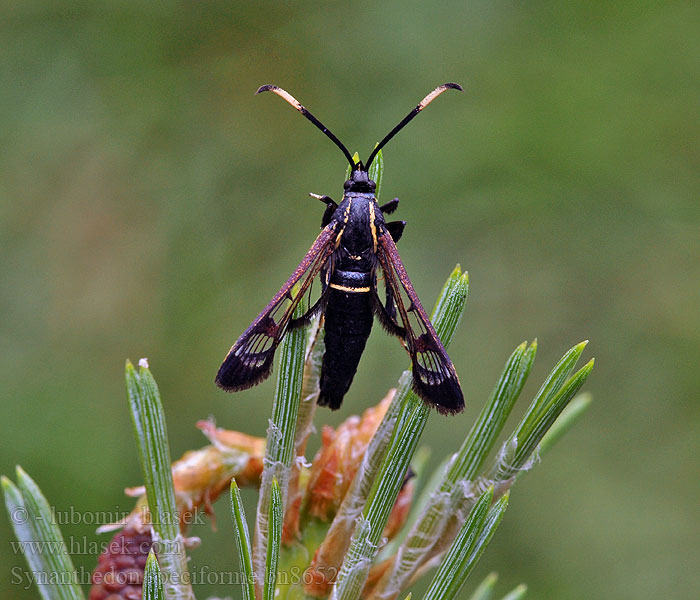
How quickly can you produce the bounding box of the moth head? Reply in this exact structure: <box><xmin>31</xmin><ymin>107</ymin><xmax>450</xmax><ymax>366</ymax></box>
<box><xmin>344</xmin><ymin>168</ymin><xmax>376</xmax><ymax>194</ymax></box>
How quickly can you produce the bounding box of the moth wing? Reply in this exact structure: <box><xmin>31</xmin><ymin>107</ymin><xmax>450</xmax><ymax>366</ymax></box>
<box><xmin>216</xmin><ymin>225</ymin><xmax>336</xmax><ymax>391</ymax></box>
<box><xmin>376</xmin><ymin>229</ymin><xmax>464</xmax><ymax>414</ymax></box>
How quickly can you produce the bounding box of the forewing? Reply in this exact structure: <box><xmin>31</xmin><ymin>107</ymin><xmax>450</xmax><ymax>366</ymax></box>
<box><xmin>376</xmin><ymin>230</ymin><xmax>464</xmax><ymax>414</ymax></box>
<box><xmin>216</xmin><ymin>225</ymin><xmax>336</xmax><ymax>392</ymax></box>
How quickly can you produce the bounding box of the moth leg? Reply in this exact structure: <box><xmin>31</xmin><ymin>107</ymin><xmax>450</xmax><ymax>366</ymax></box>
<box><xmin>309</xmin><ymin>193</ymin><xmax>335</xmax><ymax>204</ymax></box>
<box><xmin>371</xmin><ymin>277</ymin><xmax>405</xmax><ymax>339</ymax></box>
<box><xmin>289</xmin><ymin>288</ymin><xmax>329</xmax><ymax>329</ymax></box>
<box><xmin>319</xmin><ymin>253</ymin><xmax>334</xmax><ymax>293</ymax></box>
<box><xmin>310</xmin><ymin>193</ymin><xmax>338</xmax><ymax>227</ymax></box>
<box><xmin>380</xmin><ymin>197</ymin><xmax>400</xmax><ymax>214</ymax></box>
<box><xmin>385</xmin><ymin>220</ymin><xmax>406</xmax><ymax>244</ymax></box>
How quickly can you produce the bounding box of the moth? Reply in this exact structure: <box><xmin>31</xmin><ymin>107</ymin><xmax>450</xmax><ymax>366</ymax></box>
<box><xmin>216</xmin><ymin>83</ymin><xmax>465</xmax><ymax>414</ymax></box>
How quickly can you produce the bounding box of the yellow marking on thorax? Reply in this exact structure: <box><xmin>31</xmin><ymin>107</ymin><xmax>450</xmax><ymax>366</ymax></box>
<box><xmin>369</xmin><ymin>201</ymin><xmax>378</xmax><ymax>251</ymax></box>
<box><xmin>335</xmin><ymin>197</ymin><xmax>352</xmax><ymax>247</ymax></box>
<box><xmin>330</xmin><ymin>283</ymin><xmax>371</xmax><ymax>293</ymax></box>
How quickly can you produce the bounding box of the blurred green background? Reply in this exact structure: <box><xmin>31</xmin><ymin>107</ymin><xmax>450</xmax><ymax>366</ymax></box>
<box><xmin>1</xmin><ymin>1</ymin><xmax>698</xmax><ymax>598</ymax></box>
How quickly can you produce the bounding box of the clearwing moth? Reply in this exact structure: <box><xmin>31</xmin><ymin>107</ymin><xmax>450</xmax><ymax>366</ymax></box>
<box><xmin>216</xmin><ymin>83</ymin><xmax>465</xmax><ymax>415</ymax></box>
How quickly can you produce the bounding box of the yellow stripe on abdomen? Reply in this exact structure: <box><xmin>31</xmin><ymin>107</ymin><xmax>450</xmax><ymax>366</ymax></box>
<box><xmin>329</xmin><ymin>283</ymin><xmax>371</xmax><ymax>293</ymax></box>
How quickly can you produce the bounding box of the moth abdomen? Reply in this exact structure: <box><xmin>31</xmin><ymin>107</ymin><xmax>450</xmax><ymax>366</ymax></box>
<box><xmin>319</xmin><ymin>276</ymin><xmax>374</xmax><ymax>410</ymax></box>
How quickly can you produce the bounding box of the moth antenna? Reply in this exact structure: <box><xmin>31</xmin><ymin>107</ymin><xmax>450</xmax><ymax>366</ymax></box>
<box><xmin>365</xmin><ymin>82</ymin><xmax>463</xmax><ymax>170</ymax></box>
<box><xmin>257</xmin><ymin>84</ymin><xmax>358</xmax><ymax>170</ymax></box>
